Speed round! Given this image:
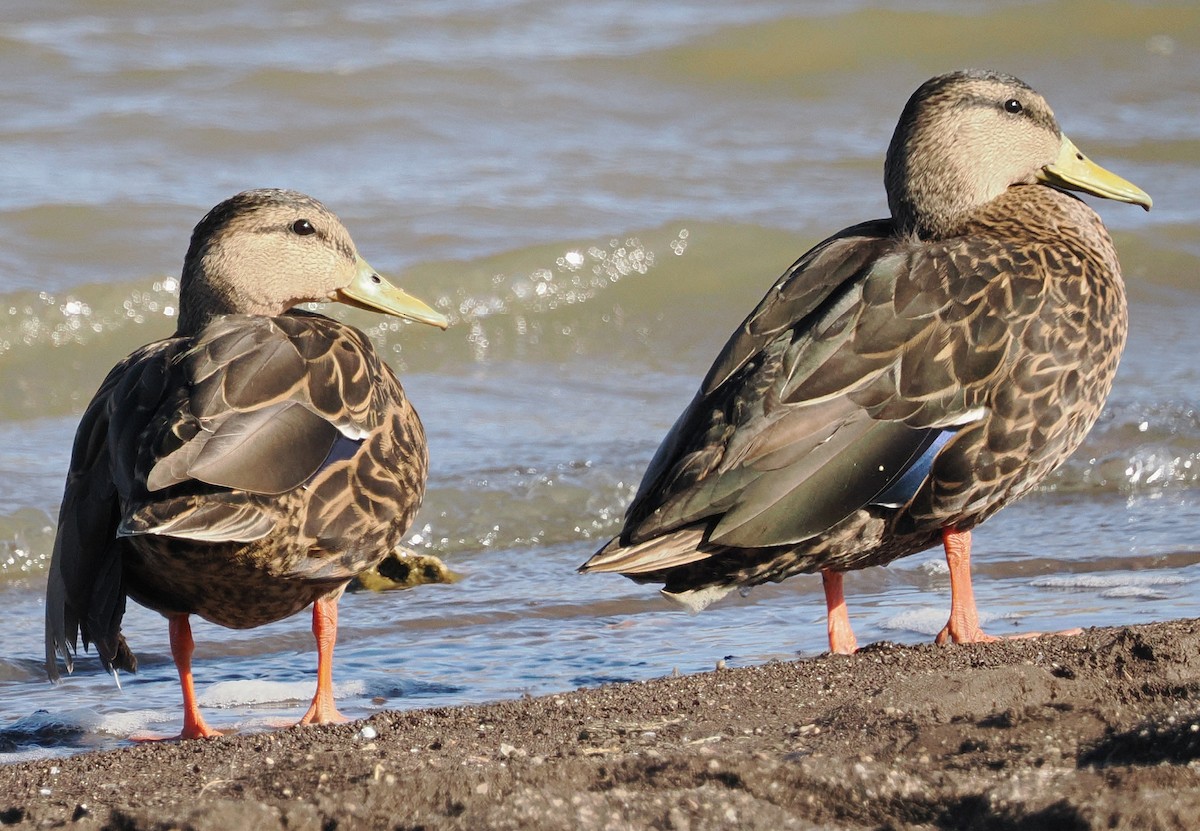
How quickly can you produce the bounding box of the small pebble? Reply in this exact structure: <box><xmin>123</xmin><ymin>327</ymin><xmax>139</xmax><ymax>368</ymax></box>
<box><xmin>360</xmin><ymin>726</ymin><xmax>378</xmax><ymax>741</ymax></box>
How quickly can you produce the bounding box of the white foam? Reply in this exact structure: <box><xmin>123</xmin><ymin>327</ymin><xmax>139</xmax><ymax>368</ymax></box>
<box><xmin>879</xmin><ymin>607</ymin><xmax>950</xmax><ymax>636</ymax></box>
<box><xmin>1099</xmin><ymin>586</ymin><xmax>1169</xmax><ymax>600</ymax></box>
<box><xmin>879</xmin><ymin>605</ymin><xmax>1013</xmax><ymax>637</ymax></box>
<box><xmin>1032</xmin><ymin>574</ymin><xmax>1187</xmax><ymax>590</ymax></box>
<box><xmin>916</xmin><ymin>558</ymin><xmax>950</xmax><ymax>576</ymax></box>
<box><xmin>199</xmin><ymin>679</ymin><xmax>365</xmax><ymax>709</ymax></box>
<box><xmin>0</xmin><ymin>747</ymin><xmax>58</xmax><ymax>764</ymax></box>
<box><xmin>92</xmin><ymin>709</ymin><xmax>174</xmax><ymax>736</ymax></box>
<box><xmin>5</xmin><ymin>707</ymin><xmax>174</xmax><ymax>741</ymax></box>
<box><xmin>6</xmin><ymin>707</ymin><xmax>91</xmax><ymax>731</ymax></box>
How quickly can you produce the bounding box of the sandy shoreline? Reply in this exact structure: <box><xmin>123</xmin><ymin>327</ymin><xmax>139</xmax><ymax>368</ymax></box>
<box><xmin>4</xmin><ymin>618</ymin><xmax>1200</xmax><ymax>829</ymax></box>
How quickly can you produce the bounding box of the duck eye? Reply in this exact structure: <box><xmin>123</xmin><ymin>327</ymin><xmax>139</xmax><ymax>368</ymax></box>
<box><xmin>1003</xmin><ymin>98</ymin><xmax>1023</xmax><ymax>114</ymax></box>
<box><xmin>291</xmin><ymin>219</ymin><xmax>316</xmax><ymax>236</ymax></box>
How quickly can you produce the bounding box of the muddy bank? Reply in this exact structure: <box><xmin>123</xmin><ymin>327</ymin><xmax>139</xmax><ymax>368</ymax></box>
<box><xmin>4</xmin><ymin>618</ymin><xmax>1200</xmax><ymax>830</ymax></box>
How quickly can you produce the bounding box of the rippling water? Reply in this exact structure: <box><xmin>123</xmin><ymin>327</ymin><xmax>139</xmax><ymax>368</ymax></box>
<box><xmin>2</xmin><ymin>0</ymin><xmax>1198</xmax><ymax>759</ymax></box>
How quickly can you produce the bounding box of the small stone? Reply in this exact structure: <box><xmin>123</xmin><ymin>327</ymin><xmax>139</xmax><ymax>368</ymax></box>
<box><xmin>360</xmin><ymin>725</ymin><xmax>378</xmax><ymax>740</ymax></box>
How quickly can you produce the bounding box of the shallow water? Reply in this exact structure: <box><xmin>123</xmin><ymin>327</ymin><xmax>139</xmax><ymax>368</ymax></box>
<box><xmin>1</xmin><ymin>0</ymin><xmax>1199</xmax><ymax>759</ymax></box>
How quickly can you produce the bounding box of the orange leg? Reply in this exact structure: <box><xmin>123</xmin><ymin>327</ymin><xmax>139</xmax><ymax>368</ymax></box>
<box><xmin>169</xmin><ymin>614</ymin><xmax>223</xmax><ymax>739</ymax></box>
<box><xmin>934</xmin><ymin>528</ymin><xmax>996</xmax><ymax>645</ymax></box>
<box><xmin>935</xmin><ymin>527</ymin><xmax>1081</xmax><ymax>646</ymax></box>
<box><xmin>298</xmin><ymin>594</ymin><xmax>349</xmax><ymax>726</ymax></box>
<box><xmin>822</xmin><ymin>569</ymin><xmax>859</xmax><ymax>654</ymax></box>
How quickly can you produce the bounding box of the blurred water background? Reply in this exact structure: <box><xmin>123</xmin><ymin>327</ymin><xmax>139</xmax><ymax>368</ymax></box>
<box><xmin>1</xmin><ymin>0</ymin><xmax>1198</xmax><ymax>758</ymax></box>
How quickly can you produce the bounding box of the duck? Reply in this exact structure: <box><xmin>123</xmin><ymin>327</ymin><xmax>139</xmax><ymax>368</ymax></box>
<box><xmin>44</xmin><ymin>188</ymin><xmax>449</xmax><ymax>739</ymax></box>
<box><xmin>350</xmin><ymin>546</ymin><xmax>461</xmax><ymax>592</ymax></box>
<box><xmin>581</xmin><ymin>70</ymin><xmax>1151</xmax><ymax>654</ymax></box>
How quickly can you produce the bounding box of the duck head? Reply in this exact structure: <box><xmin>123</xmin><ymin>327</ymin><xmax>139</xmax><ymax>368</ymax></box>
<box><xmin>176</xmin><ymin>188</ymin><xmax>449</xmax><ymax>335</ymax></box>
<box><xmin>884</xmin><ymin>69</ymin><xmax>1151</xmax><ymax>239</ymax></box>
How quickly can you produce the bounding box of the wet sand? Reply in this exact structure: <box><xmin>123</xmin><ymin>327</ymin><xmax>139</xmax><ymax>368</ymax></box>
<box><xmin>4</xmin><ymin>618</ymin><xmax>1200</xmax><ymax>830</ymax></box>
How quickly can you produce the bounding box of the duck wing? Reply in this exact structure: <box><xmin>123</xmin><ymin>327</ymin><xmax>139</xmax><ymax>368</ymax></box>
<box><xmin>45</xmin><ymin>343</ymin><xmax>170</xmax><ymax>680</ymax></box>
<box><xmin>588</xmin><ymin>220</ymin><xmax>1021</xmax><ymax>572</ymax></box>
<box><xmin>118</xmin><ymin>311</ymin><xmax>399</xmax><ymax>543</ymax></box>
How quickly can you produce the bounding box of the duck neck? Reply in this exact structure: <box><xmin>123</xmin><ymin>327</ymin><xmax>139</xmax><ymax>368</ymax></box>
<box><xmin>885</xmin><ymin>115</ymin><xmax>1009</xmax><ymax>240</ymax></box>
<box><xmin>886</xmin><ymin>152</ymin><xmax>985</xmax><ymax>241</ymax></box>
<box><xmin>174</xmin><ymin>261</ymin><xmax>242</xmax><ymax>337</ymax></box>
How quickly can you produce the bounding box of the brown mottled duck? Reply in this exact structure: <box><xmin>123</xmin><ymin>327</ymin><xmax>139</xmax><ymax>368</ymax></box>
<box><xmin>45</xmin><ymin>189</ymin><xmax>449</xmax><ymax>739</ymax></box>
<box><xmin>581</xmin><ymin>70</ymin><xmax>1151</xmax><ymax>654</ymax></box>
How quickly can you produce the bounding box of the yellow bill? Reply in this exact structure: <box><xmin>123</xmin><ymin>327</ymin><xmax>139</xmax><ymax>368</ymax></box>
<box><xmin>336</xmin><ymin>256</ymin><xmax>450</xmax><ymax>329</ymax></box>
<box><xmin>1037</xmin><ymin>134</ymin><xmax>1152</xmax><ymax>210</ymax></box>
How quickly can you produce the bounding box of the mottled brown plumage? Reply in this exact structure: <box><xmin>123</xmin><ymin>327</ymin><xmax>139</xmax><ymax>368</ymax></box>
<box><xmin>45</xmin><ymin>188</ymin><xmax>448</xmax><ymax>737</ymax></box>
<box><xmin>581</xmin><ymin>70</ymin><xmax>1150</xmax><ymax>652</ymax></box>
